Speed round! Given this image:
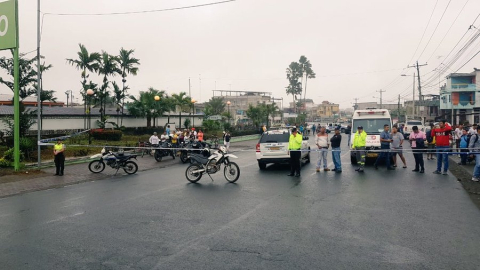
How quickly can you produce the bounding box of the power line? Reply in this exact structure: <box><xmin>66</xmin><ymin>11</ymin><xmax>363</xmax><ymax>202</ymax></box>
<box><xmin>42</xmin><ymin>0</ymin><xmax>236</xmax><ymax>16</ymax></box>
<box><xmin>426</xmin><ymin>0</ymin><xmax>470</xmax><ymax>62</ymax></box>
<box><xmin>407</xmin><ymin>0</ymin><xmax>439</xmax><ymax>64</ymax></box>
<box><xmin>417</xmin><ymin>0</ymin><xmax>453</xmax><ymax>61</ymax></box>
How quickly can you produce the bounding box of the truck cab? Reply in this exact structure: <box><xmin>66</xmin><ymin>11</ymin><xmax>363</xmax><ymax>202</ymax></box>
<box><xmin>350</xmin><ymin>109</ymin><xmax>392</xmax><ymax>164</ymax></box>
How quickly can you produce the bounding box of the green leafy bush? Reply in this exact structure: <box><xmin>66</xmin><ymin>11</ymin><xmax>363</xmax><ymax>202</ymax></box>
<box><xmin>71</xmin><ymin>147</ymin><xmax>94</xmax><ymax>157</ymax></box>
<box><xmin>3</xmin><ymin>148</ymin><xmax>24</xmax><ymax>162</ymax></box>
<box><xmin>90</xmin><ymin>129</ymin><xmax>123</xmax><ymax>141</ymax></box>
<box><xmin>0</xmin><ymin>158</ymin><xmax>10</xmax><ymax>167</ymax></box>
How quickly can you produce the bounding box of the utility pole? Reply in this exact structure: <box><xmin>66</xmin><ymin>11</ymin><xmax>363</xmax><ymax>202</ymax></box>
<box><xmin>65</xmin><ymin>91</ymin><xmax>69</xmax><ymax>107</ymax></box>
<box><xmin>397</xmin><ymin>94</ymin><xmax>401</xmax><ymax>121</ymax></box>
<box><xmin>36</xmin><ymin>0</ymin><xmax>41</xmax><ymax>168</ymax></box>
<box><xmin>408</xmin><ymin>61</ymin><xmax>427</xmax><ymax>102</ymax></box>
<box><xmin>412</xmin><ymin>73</ymin><xmax>416</xmax><ymax>117</ymax></box>
<box><xmin>376</xmin><ymin>89</ymin><xmax>386</xmax><ymax>109</ymax></box>
<box><xmin>188</xmin><ymin>77</ymin><xmax>191</xmax><ymax>97</ymax></box>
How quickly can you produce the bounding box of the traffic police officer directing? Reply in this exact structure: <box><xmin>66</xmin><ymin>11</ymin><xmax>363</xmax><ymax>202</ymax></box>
<box><xmin>288</xmin><ymin>127</ymin><xmax>303</xmax><ymax>177</ymax></box>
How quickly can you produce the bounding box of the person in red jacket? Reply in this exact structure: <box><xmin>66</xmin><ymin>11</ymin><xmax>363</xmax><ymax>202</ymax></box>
<box><xmin>432</xmin><ymin>119</ymin><xmax>452</xmax><ymax>175</ymax></box>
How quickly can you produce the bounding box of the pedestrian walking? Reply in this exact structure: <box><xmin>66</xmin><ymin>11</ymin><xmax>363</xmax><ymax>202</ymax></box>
<box><xmin>374</xmin><ymin>124</ymin><xmax>394</xmax><ymax>170</ymax></box>
<box><xmin>391</xmin><ymin>126</ymin><xmax>407</xmax><ymax>168</ymax></box>
<box><xmin>330</xmin><ymin>127</ymin><xmax>342</xmax><ymax>173</ymax></box>
<box><xmin>311</xmin><ymin>123</ymin><xmax>316</xmax><ymax>135</ymax></box>
<box><xmin>409</xmin><ymin>126</ymin><xmax>426</xmax><ymax>173</ymax></box>
<box><xmin>299</xmin><ymin>124</ymin><xmax>304</xmax><ymax>136</ymax></box>
<box><xmin>468</xmin><ymin>125</ymin><xmax>480</xmax><ymax>182</ymax></box>
<box><xmin>287</xmin><ymin>128</ymin><xmax>303</xmax><ymax>177</ymax></box>
<box><xmin>459</xmin><ymin>128</ymin><xmax>470</xmax><ymax>165</ymax></box>
<box><xmin>315</xmin><ymin>126</ymin><xmax>330</xmax><ymax>172</ymax></box>
<box><xmin>224</xmin><ymin>132</ymin><xmax>231</xmax><ymax>152</ymax></box>
<box><xmin>426</xmin><ymin>123</ymin><xmax>436</xmax><ymax>160</ymax></box>
<box><xmin>352</xmin><ymin>126</ymin><xmax>367</xmax><ymax>173</ymax></box>
<box><xmin>54</xmin><ymin>139</ymin><xmax>66</xmax><ymax>176</ymax></box>
<box><xmin>432</xmin><ymin>120</ymin><xmax>452</xmax><ymax>175</ymax></box>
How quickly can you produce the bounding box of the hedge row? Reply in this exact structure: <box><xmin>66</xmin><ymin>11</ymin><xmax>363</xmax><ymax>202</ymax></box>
<box><xmin>90</xmin><ymin>129</ymin><xmax>123</xmax><ymax>141</ymax></box>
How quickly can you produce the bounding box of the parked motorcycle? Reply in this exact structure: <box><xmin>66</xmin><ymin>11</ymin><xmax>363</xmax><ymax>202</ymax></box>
<box><xmin>88</xmin><ymin>148</ymin><xmax>138</xmax><ymax>175</ymax></box>
<box><xmin>154</xmin><ymin>141</ymin><xmax>176</xmax><ymax>162</ymax></box>
<box><xmin>185</xmin><ymin>146</ymin><xmax>240</xmax><ymax>183</ymax></box>
<box><xmin>179</xmin><ymin>141</ymin><xmax>211</xmax><ymax>163</ymax></box>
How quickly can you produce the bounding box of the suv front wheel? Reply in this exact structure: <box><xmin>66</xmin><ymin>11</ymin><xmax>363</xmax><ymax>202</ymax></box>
<box><xmin>258</xmin><ymin>161</ymin><xmax>267</xmax><ymax>170</ymax></box>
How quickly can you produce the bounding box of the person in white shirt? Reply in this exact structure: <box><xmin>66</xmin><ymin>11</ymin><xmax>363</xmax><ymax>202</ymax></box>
<box><xmin>160</xmin><ymin>132</ymin><xmax>168</xmax><ymax>142</ymax></box>
<box><xmin>469</xmin><ymin>124</ymin><xmax>478</xmax><ymax>135</ymax></box>
<box><xmin>315</xmin><ymin>126</ymin><xmax>330</xmax><ymax>172</ymax></box>
<box><xmin>149</xmin><ymin>132</ymin><xmax>160</xmax><ymax>146</ymax></box>
<box><xmin>455</xmin><ymin>124</ymin><xmax>463</xmax><ymax>150</ymax></box>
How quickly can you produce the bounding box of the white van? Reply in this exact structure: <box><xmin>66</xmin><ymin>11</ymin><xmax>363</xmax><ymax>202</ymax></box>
<box><xmin>350</xmin><ymin>109</ymin><xmax>392</xmax><ymax>164</ymax></box>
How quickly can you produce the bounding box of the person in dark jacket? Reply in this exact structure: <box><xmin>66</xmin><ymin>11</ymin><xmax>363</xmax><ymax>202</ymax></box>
<box><xmin>330</xmin><ymin>128</ymin><xmax>342</xmax><ymax>172</ymax></box>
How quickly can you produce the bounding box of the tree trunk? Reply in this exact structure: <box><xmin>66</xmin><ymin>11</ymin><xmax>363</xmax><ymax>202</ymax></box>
<box><xmin>179</xmin><ymin>111</ymin><xmax>182</xmax><ymax>131</ymax></box>
<box><xmin>147</xmin><ymin>116</ymin><xmax>152</xmax><ymax>127</ymax></box>
<box><xmin>121</xmin><ymin>71</ymin><xmax>126</xmax><ymax>127</ymax></box>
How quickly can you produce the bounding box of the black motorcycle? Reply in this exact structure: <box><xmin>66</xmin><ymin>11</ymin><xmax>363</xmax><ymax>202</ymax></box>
<box><xmin>154</xmin><ymin>141</ymin><xmax>176</xmax><ymax>162</ymax></box>
<box><xmin>88</xmin><ymin>148</ymin><xmax>138</xmax><ymax>175</ymax></box>
<box><xmin>179</xmin><ymin>140</ymin><xmax>211</xmax><ymax>163</ymax></box>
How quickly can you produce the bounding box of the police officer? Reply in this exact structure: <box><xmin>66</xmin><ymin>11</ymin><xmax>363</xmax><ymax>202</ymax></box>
<box><xmin>352</xmin><ymin>126</ymin><xmax>367</xmax><ymax>173</ymax></box>
<box><xmin>287</xmin><ymin>128</ymin><xmax>303</xmax><ymax>177</ymax></box>
<box><xmin>54</xmin><ymin>139</ymin><xmax>66</xmax><ymax>176</ymax></box>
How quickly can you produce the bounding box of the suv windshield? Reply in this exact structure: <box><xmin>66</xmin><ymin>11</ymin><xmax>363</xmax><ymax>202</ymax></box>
<box><xmin>259</xmin><ymin>132</ymin><xmax>290</xmax><ymax>143</ymax></box>
<box><xmin>353</xmin><ymin>119</ymin><xmax>391</xmax><ymax>134</ymax></box>
<box><xmin>407</xmin><ymin>121</ymin><xmax>423</xmax><ymax>125</ymax></box>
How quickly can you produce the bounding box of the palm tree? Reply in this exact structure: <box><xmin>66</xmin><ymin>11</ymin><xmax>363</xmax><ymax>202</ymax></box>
<box><xmin>204</xmin><ymin>97</ymin><xmax>226</xmax><ymax>117</ymax></box>
<box><xmin>66</xmin><ymin>44</ymin><xmax>101</xmax><ymax>128</ymax></box>
<box><xmin>38</xmin><ymin>90</ymin><xmax>57</xmax><ymax>127</ymax></box>
<box><xmin>128</xmin><ymin>88</ymin><xmax>166</xmax><ymax>127</ymax></box>
<box><xmin>261</xmin><ymin>102</ymin><xmax>279</xmax><ymax>128</ymax></box>
<box><xmin>97</xmin><ymin>51</ymin><xmax>121</xmax><ymax>122</ymax></box>
<box><xmin>298</xmin><ymin>56</ymin><xmax>316</xmax><ymax>107</ymax></box>
<box><xmin>171</xmin><ymin>92</ymin><xmax>191</xmax><ymax>130</ymax></box>
<box><xmin>286</xmin><ymin>62</ymin><xmax>302</xmax><ymax>115</ymax></box>
<box><xmin>117</xmin><ymin>48</ymin><xmax>140</xmax><ymax>126</ymax></box>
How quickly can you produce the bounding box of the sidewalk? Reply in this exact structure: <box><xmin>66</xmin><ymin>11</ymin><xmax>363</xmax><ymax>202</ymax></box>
<box><xmin>0</xmin><ymin>140</ymin><xmax>257</xmax><ymax>199</ymax></box>
<box><xmin>448</xmin><ymin>155</ymin><xmax>480</xmax><ymax>207</ymax></box>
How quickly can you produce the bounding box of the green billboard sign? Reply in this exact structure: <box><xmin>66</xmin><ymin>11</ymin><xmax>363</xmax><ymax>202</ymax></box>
<box><xmin>0</xmin><ymin>0</ymin><xmax>17</xmax><ymax>50</ymax></box>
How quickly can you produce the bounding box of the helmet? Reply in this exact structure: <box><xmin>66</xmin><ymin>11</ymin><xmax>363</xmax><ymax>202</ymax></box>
<box><xmin>219</xmin><ymin>146</ymin><xmax>227</xmax><ymax>153</ymax></box>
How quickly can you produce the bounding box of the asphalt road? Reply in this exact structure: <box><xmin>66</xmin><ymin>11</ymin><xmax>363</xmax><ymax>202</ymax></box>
<box><xmin>1</xmin><ymin>136</ymin><xmax>480</xmax><ymax>269</ymax></box>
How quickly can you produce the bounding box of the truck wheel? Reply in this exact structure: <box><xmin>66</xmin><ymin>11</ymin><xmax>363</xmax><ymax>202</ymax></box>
<box><xmin>350</xmin><ymin>155</ymin><xmax>358</xmax><ymax>165</ymax></box>
<box><xmin>258</xmin><ymin>162</ymin><xmax>266</xmax><ymax>170</ymax></box>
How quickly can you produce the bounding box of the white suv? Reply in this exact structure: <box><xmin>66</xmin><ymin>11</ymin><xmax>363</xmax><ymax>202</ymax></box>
<box><xmin>403</xmin><ymin>120</ymin><xmax>425</xmax><ymax>139</ymax></box>
<box><xmin>256</xmin><ymin>129</ymin><xmax>310</xmax><ymax>170</ymax></box>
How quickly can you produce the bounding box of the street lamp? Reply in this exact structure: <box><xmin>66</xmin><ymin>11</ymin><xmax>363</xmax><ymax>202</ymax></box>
<box><xmin>154</xmin><ymin>95</ymin><xmax>160</xmax><ymax>127</ymax></box>
<box><xmin>401</xmin><ymin>73</ymin><xmax>417</xmax><ymax>117</ymax></box>
<box><xmin>227</xmin><ymin>101</ymin><xmax>231</xmax><ymax>124</ymax></box>
<box><xmin>86</xmin><ymin>89</ymin><xmax>94</xmax><ymax>144</ymax></box>
<box><xmin>191</xmin><ymin>98</ymin><xmax>196</xmax><ymax>128</ymax></box>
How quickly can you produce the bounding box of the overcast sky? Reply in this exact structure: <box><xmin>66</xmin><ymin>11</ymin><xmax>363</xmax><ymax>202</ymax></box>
<box><xmin>1</xmin><ymin>0</ymin><xmax>479</xmax><ymax>109</ymax></box>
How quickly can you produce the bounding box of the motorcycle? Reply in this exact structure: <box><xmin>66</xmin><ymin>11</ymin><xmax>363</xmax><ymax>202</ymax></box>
<box><xmin>88</xmin><ymin>148</ymin><xmax>139</xmax><ymax>175</ymax></box>
<box><xmin>185</xmin><ymin>146</ymin><xmax>240</xmax><ymax>183</ymax></box>
<box><xmin>179</xmin><ymin>140</ymin><xmax>211</xmax><ymax>163</ymax></box>
<box><xmin>154</xmin><ymin>140</ymin><xmax>176</xmax><ymax>162</ymax></box>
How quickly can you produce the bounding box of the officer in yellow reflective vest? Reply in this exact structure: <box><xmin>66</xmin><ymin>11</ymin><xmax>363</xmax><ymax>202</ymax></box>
<box><xmin>288</xmin><ymin>128</ymin><xmax>303</xmax><ymax>177</ymax></box>
<box><xmin>54</xmin><ymin>139</ymin><xmax>66</xmax><ymax>176</ymax></box>
<box><xmin>352</xmin><ymin>126</ymin><xmax>367</xmax><ymax>173</ymax></box>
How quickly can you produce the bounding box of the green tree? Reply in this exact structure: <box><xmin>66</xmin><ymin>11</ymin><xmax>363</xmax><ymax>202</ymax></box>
<box><xmin>286</xmin><ymin>61</ymin><xmax>302</xmax><ymax>115</ymax></box>
<box><xmin>0</xmin><ymin>50</ymin><xmax>37</xmax><ymax>99</ymax></box>
<box><xmin>204</xmin><ymin>97</ymin><xmax>226</xmax><ymax>117</ymax></box>
<box><xmin>128</xmin><ymin>88</ymin><xmax>166</xmax><ymax>127</ymax></box>
<box><xmin>171</xmin><ymin>92</ymin><xmax>191</xmax><ymax>131</ymax></box>
<box><xmin>246</xmin><ymin>104</ymin><xmax>263</xmax><ymax>128</ymax></box>
<box><xmin>117</xmin><ymin>48</ymin><xmax>140</xmax><ymax>126</ymax></box>
<box><xmin>260</xmin><ymin>102</ymin><xmax>279</xmax><ymax>128</ymax></box>
<box><xmin>66</xmin><ymin>44</ymin><xmax>101</xmax><ymax>123</ymax></box>
<box><xmin>2</xmin><ymin>103</ymin><xmax>36</xmax><ymax>137</ymax></box>
<box><xmin>97</xmin><ymin>51</ymin><xmax>121</xmax><ymax>122</ymax></box>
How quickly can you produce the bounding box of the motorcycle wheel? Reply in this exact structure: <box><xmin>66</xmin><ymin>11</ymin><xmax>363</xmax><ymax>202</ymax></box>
<box><xmin>185</xmin><ymin>164</ymin><xmax>203</xmax><ymax>183</ymax></box>
<box><xmin>180</xmin><ymin>152</ymin><xmax>189</xmax><ymax>163</ymax></box>
<box><xmin>88</xmin><ymin>160</ymin><xmax>105</xmax><ymax>173</ymax></box>
<box><xmin>224</xmin><ymin>162</ymin><xmax>240</xmax><ymax>183</ymax></box>
<box><xmin>154</xmin><ymin>151</ymin><xmax>163</xmax><ymax>162</ymax></box>
<box><xmin>123</xmin><ymin>161</ymin><xmax>138</xmax><ymax>174</ymax></box>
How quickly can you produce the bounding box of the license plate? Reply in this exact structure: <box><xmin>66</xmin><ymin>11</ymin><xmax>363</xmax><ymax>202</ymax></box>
<box><xmin>366</xmin><ymin>153</ymin><xmax>378</xmax><ymax>158</ymax></box>
<box><xmin>269</xmin><ymin>147</ymin><xmax>280</xmax><ymax>150</ymax></box>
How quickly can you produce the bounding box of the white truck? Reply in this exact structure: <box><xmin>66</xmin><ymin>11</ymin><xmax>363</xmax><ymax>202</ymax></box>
<box><xmin>350</xmin><ymin>109</ymin><xmax>392</xmax><ymax>164</ymax></box>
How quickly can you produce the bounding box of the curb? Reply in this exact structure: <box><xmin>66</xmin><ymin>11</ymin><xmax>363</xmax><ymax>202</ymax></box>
<box><xmin>448</xmin><ymin>155</ymin><xmax>480</xmax><ymax>209</ymax></box>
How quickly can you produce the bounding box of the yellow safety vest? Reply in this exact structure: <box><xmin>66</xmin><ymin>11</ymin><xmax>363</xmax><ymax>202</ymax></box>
<box><xmin>289</xmin><ymin>134</ymin><xmax>302</xmax><ymax>150</ymax></box>
<box><xmin>353</xmin><ymin>131</ymin><xmax>367</xmax><ymax>148</ymax></box>
<box><xmin>54</xmin><ymin>143</ymin><xmax>64</xmax><ymax>151</ymax></box>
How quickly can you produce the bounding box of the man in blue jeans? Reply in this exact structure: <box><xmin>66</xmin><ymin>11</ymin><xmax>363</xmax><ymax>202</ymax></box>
<box><xmin>432</xmin><ymin>120</ymin><xmax>452</xmax><ymax>175</ymax></box>
<box><xmin>330</xmin><ymin>128</ymin><xmax>342</xmax><ymax>172</ymax></box>
<box><xmin>374</xmin><ymin>124</ymin><xmax>395</xmax><ymax>170</ymax></box>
